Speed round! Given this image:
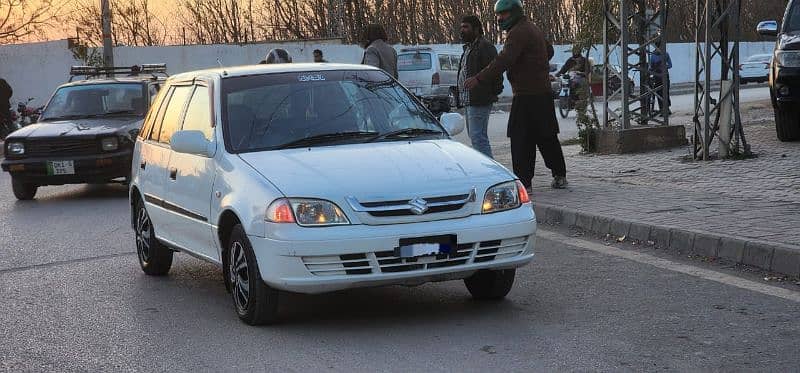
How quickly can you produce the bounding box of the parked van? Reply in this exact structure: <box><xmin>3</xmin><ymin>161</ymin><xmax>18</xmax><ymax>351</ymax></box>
<box><xmin>397</xmin><ymin>47</ymin><xmax>462</xmax><ymax>108</ymax></box>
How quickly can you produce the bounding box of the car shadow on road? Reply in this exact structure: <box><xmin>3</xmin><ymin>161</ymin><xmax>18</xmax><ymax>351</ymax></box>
<box><xmin>135</xmin><ymin>257</ymin><xmax>527</xmax><ymax>329</ymax></box>
<box><xmin>14</xmin><ymin>183</ymin><xmax>129</xmax><ymax>204</ymax></box>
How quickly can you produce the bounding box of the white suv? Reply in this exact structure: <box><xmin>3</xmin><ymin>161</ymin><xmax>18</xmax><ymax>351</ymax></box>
<box><xmin>129</xmin><ymin>64</ymin><xmax>536</xmax><ymax>325</ymax></box>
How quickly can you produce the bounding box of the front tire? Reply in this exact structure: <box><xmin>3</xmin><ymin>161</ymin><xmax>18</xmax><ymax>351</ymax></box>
<box><xmin>11</xmin><ymin>178</ymin><xmax>37</xmax><ymax>200</ymax></box>
<box><xmin>775</xmin><ymin>105</ymin><xmax>800</xmax><ymax>142</ymax></box>
<box><xmin>227</xmin><ymin>224</ymin><xmax>279</xmax><ymax>325</ymax></box>
<box><xmin>134</xmin><ymin>198</ymin><xmax>173</xmax><ymax>275</ymax></box>
<box><xmin>464</xmin><ymin>269</ymin><xmax>516</xmax><ymax>300</ymax></box>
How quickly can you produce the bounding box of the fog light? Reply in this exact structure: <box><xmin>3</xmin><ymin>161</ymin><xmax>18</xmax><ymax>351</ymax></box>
<box><xmin>779</xmin><ymin>85</ymin><xmax>790</xmax><ymax>96</ymax></box>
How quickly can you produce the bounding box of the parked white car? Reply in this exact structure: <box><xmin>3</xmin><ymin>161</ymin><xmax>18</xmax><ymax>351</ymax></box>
<box><xmin>129</xmin><ymin>64</ymin><xmax>536</xmax><ymax>325</ymax></box>
<box><xmin>740</xmin><ymin>53</ymin><xmax>772</xmax><ymax>84</ymax></box>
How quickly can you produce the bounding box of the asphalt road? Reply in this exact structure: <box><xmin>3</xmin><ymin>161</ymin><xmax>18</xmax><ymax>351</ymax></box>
<box><xmin>1</xmin><ymin>172</ymin><xmax>799</xmax><ymax>372</ymax></box>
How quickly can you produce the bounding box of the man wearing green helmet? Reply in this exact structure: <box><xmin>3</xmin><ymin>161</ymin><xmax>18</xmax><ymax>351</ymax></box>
<box><xmin>465</xmin><ymin>0</ymin><xmax>568</xmax><ymax>190</ymax></box>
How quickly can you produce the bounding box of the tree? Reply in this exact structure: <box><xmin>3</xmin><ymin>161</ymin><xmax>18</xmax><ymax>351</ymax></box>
<box><xmin>70</xmin><ymin>0</ymin><xmax>168</xmax><ymax>46</ymax></box>
<box><xmin>0</xmin><ymin>0</ymin><xmax>66</xmax><ymax>44</ymax></box>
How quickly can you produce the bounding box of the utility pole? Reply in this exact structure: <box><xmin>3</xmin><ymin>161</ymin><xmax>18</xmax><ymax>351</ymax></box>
<box><xmin>101</xmin><ymin>0</ymin><xmax>114</xmax><ymax>72</ymax></box>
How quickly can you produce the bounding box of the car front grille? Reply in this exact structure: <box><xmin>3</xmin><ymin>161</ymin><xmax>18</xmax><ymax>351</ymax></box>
<box><xmin>23</xmin><ymin>138</ymin><xmax>99</xmax><ymax>157</ymax></box>
<box><xmin>301</xmin><ymin>236</ymin><xmax>529</xmax><ymax>276</ymax></box>
<box><xmin>346</xmin><ymin>190</ymin><xmax>475</xmax><ymax>219</ymax></box>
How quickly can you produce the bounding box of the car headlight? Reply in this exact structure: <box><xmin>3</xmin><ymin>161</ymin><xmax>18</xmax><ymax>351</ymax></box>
<box><xmin>6</xmin><ymin>142</ymin><xmax>24</xmax><ymax>155</ymax></box>
<box><xmin>776</xmin><ymin>51</ymin><xmax>800</xmax><ymax>68</ymax></box>
<box><xmin>101</xmin><ymin>137</ymin><xmax>119</xmax><ymax>151</ymax></box>
<box><xmin>482</xmin><ymin>180</ymin><xmax>530</xmax><ymax>214</ymax></box>
<box><xmin>266</xmin><ymin>198</ymin><xmax>350</xmax><ymax>226</ymax></box>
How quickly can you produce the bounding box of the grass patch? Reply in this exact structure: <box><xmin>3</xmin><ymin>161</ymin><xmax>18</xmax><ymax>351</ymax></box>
<box><xmin>560</xmin><ymin>138</ymin><xmax>582</xmax><ymax>146</ymax></box>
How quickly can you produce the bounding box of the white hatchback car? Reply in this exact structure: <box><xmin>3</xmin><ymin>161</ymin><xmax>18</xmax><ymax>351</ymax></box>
<box><xmin>129</xmin><ymin>64</ymin><xmax>536</xmax><ymax>325</ymax></box>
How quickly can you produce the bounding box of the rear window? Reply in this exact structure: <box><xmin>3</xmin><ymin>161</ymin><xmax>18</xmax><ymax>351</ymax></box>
<box><xmin>746</xmin><ymin>54</ymin><xmax>771</xmax><ymax>63</ymax></box>
<box><xmin>398</xmin><ymin>53</ymin><xmax>432</xmax><ymax>71</ymax></box>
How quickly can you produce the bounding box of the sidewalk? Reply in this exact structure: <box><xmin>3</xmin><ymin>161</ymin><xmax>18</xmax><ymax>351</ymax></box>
<box><xmin>488</xmin><ymin>101</ymin><xmax>800</xmax><ymax>277</ymax></box>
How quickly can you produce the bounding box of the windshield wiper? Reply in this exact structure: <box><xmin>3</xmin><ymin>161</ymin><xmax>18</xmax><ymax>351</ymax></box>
<box><xmin>369</xmin><ymin>128</ymin><xmax>444</xmax><ymax>142</ymax></box>
<box><xmin>102</xmin><ymin>110</ymin><xmax>140</xmax><ymax>116</ymax></box>
<box><xmin>40</xmin><ymin>114</ymin><xmax>103</xmax><ymax>121</ymax></box>
<box><xmin>275</xmin><ymin>131</ymin><xmax>380</xmax><ymax>149</ymax></box>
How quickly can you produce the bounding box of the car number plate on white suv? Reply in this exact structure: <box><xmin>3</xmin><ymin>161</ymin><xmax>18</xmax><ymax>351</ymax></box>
<box><xmin>46</xmin><ymin>160</ymin><xmax>75</xmax><ymax>175</ymax></box>
<box><xmin>397</xmin><ymin>235</ymin><xmax>456</xmax><ymax>258</ymax></box>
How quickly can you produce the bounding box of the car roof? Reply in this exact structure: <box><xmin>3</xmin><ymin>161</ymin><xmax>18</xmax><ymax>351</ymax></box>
<box><xmin>168</xmin><ymin>63</ymin><xmax>383</xmax><ymax>82</ymax></box>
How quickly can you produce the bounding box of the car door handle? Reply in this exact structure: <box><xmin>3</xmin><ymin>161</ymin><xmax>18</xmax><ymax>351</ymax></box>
<box><xmin>140</xmin><ymin>160</ymin><xmax>146</xmax><ymax>170</ymax></box>
<box><xmin>169</xmin><ymin>167</ymin><xmax>177</xmax><ymax>180</ymax></box>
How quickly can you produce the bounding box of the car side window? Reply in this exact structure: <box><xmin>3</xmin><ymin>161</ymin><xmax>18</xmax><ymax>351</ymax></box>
<box><xmin>438</xmin><ymin>55</ymin><xmax>451</xmax><ymax>71</ymax></box>
<box><xmin>157</xmin><ymin>85</ymin><xmax>193</xmax><ymax>144</ymax></box>
<box><xmin>181</xmin><ymin>85</ymin><xmax>214</xmax><ymax>140</ymax></box>
<box><xmin>139</xmin><ymin>86</ymin><xmax>166</xmax><ymax>140</ymax></box>
<box><xmin>146</xmin><ymin>86</ymin><xmax>174</xmax><ymax>142</ymax></box>
<box><xmin>449</xmin><ymin>55</ymin><xmax>460</xmax><ymax>71</ymax></box>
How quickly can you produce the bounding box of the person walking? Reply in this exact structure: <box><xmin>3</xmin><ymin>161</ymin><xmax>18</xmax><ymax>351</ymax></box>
<box><xmin>360</xmin><ymin>24</ymin><xmax>398</xmax><ymax>79</ymax></box>
<box><xmin>456</xmin><ymin>15</ymin><xmax>503</xmax><ymax>158</ymax></box>
<box><xmin>465</xmin><ymin>0</ymin><xmax>568</xmax><ymax>190</ymax></box>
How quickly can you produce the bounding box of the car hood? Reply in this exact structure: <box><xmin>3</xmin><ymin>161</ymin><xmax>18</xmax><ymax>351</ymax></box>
<box><xmin>779</xmin><ymin>31</ymin><xmax>800</xmax><ymax>51</ymax></box>
<box><xmin>9</xmin><ymin>117</ymin><xmax>142</xmax><ymax>139</ymax></box>
<box><xmin>238</xmin><ymin>140</ymin><xmax>513</xmax><ymax>201</ymax></box>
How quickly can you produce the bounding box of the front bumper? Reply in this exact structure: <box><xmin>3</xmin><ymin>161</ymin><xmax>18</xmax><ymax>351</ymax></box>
<box><xmin>1</xmin><ymin>150</ymin><xmax>132</xmax><ymax>185</ymax></box>
<box><xmin>772</xmin><ymin>66</ymin><xmax>800</xmax><ymax>104</ymax></box>
<box><xmin>248</xmin><ymin>205</ymin><xmax>537</xmax><ymax>294</ymax></box>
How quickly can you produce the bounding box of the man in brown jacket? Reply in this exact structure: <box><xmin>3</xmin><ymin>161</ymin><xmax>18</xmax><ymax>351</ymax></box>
<box><xmin>465</xmin><ymin>0</ymin><xmax>568</xmax><ymax>190</ymax></box>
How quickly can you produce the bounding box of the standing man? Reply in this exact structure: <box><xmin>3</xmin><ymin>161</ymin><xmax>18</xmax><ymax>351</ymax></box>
<box><xmin>360</xmin><ymin>24</ymin><xmax>398</xmax><ymax>79</ymax></box>
<box><xmin>457</xmin><ymin>15</ymin><xmax>503</xmax><ymax>158</ymax></box>
<box><xmin>465</xmin><ymin>0</ymin><xmax>568</xmax><ymax>189</ymax></box>
<box><xmin>0</xmin><ymin>77</ymin><xmax>12</xmax><ymax>132</ymax></box>
<box><xmin>649</xmin><ymin>46</ymin><xmax>672</xmax><ymax>114</ymax></box>
<box><xmin>313</xmin><ymin>49</ymin><xmax>327</xmax><ymax>63</ymax></box>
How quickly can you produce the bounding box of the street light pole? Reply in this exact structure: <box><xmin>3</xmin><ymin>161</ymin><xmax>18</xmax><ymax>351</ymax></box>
<box><xmin>101</xmin><ymin>0</ymin><xmax>114</xmax><ymax>73</ymax></box>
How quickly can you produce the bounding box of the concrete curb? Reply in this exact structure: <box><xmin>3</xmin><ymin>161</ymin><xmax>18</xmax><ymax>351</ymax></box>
<box><xmin>533</xmin><ymin>203</ymin><xmax>800</xmax><ymax>277</ymax></box>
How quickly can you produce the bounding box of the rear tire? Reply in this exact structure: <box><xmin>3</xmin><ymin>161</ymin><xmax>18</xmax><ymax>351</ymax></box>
<box><xmin>11</xmin><ymin>178</ymin><xmax>37</xmax><ymax>200</ymax></box>
<box><xmin>134</xmin><ymin>197</ymin><xmax>173</xmax><ymax>276</ymax></box>
<box><xmin>775</xmin><ymin>106</ymin><xmax>800</xmax><ymax>142</ymax></box>
<box><xmin>464</xmin><ymin>269</ymin><xmax>516</xmax><ymax>300</ymax></box>
<box><xmin>227</xmin><ymin>224</ymin><xmax>279</xmax><ymax>325</ymax></box>
<box><xmin>558</xmin><ymin>97</ymin><xmax>570</xmax><ymax>118</ymax></box>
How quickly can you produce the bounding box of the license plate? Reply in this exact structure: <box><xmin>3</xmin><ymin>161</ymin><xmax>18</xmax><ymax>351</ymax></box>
<box><xmin>397</xmin><ymin>235</ymin><xmax>457</xmax><ymax>258</ymax></box>
<box><xmin>46</xmin><ymin>160</ymin><xmax>75</xmax><ymax>175</ymax></box>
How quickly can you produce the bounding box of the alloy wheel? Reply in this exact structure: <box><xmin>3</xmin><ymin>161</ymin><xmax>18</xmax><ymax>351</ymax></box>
<box><xmin>229</xmin><ymin>242</ymin><xmax>250</xmax><ymax>312</ymax></box>
<box><xmin>135</xmin><ymin>206</ymin><xmax>152</xmax><ymax>264</ymax></box>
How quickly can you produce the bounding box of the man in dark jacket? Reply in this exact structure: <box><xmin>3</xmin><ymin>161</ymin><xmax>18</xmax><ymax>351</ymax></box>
<box><xmin>457</xmin><ymin>15</ymin><xmax>503</xmax><ymax>158</ymax></box>
<box><xmin>465</xmin><ymin>0</ymin><xmax>568</xmax><ymax>190</ymax></box>
<box><xmin>360</xmin><ymin>24</ymin><xmax>398</xmax><ymax>79</ymax></box>
<box><xmin>0</xmin><ymin>78</ymin><xmax>12</xmax><ymax>130</ymax></box>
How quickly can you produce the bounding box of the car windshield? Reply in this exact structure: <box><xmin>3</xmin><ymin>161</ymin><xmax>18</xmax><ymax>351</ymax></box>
<box><xmin>222</xmin><ymin>70</ymin><xmax>443</xmax><ymax>152</ymax></box>
<box><xmin>40</xmin><ymin>83</ymin><xmax>146</xmax><ymax>120</ymax></box>
<box><xmin>746</xmin><ymin>54</ymin><xmax>771</xmax><ymax>63</ymax></box>
<box><xmin>398</xmin><ymin>53</ymin><xmax>432</xmax><ymax>71</ymax></box>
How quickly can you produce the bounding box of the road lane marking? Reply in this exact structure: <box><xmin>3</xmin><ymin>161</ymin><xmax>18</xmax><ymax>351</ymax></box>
<box><xmin>538</xmin><ymin>229</ymin><xmax>800</xmax><ymax>303</ymax></box>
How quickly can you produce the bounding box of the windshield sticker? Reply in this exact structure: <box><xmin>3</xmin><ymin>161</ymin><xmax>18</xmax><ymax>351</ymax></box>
<box><xmin>298</xmin><ymin>74</ymin><xmax>326</xmax><ymax>82</ymax></box>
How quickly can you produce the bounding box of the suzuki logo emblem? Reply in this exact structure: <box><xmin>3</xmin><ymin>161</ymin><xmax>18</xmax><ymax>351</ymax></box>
<box><xmin>408</xmin><ymin>198</ymin><xmax>429</xmax><ymax>215</ymax></box>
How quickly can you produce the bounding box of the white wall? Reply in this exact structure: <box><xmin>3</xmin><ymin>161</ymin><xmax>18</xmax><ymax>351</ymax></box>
<box><xmin>0</xmin><ymin>39</ymin><xmax>776</xmax><ymax>108</ymax></box>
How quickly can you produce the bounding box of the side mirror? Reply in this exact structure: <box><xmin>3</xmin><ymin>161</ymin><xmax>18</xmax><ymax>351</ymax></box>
<box><xmin>440</xmin><ymin>112</ymin><xmax>465</xmax><ymax>136</ymax></box>
<box><xmin>757</xmin><ymin>20</ymin><xmax>779</xmax><ymax>37</ymax></box>
<box><xmin>170</xmin><ymin>130</ymin><xmax>213</xmax><ymax>157</ymax></box>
